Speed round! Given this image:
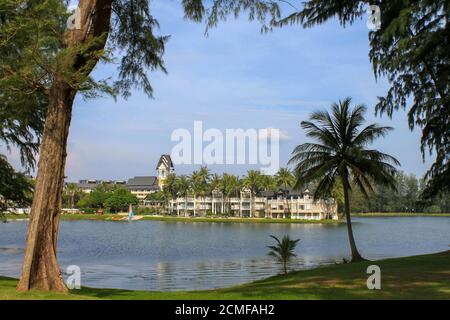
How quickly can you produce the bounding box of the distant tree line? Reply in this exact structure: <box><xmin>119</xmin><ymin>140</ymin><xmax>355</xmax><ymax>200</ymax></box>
<box><xmin>63</xmin><ymin>183</ymin><xmax>138</xmax><ymax>213</ymax></box>
<box><xmin>348</xmin><ymin>172</ymin><xmax>450</xmax><ymax>214</ymax></box>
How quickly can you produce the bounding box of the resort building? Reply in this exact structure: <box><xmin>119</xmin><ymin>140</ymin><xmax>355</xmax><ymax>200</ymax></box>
<box><xmin>75</xmin><ymin>154</ymin><xmax>338</xmax><ymax>220</ymax></box>
<box><xmin>126</xmin><ymin>176</ymin><xmax>159</xmax><ymax>200</ymax></box>
<box><xmin>76</xmin><ymin>155</ymin><xmax>174</xmax><ymax>200</ymax></box>
<box><xmin>156</xmin><ymin>154</ymin><xmax>174</xmax><ymax>189</ymax></box>
<box><xmin>77</xmin><ymin>179</ymin><xmax>126</xmax><ymax>193</ymax></box>
<box><xmin>162</xmin><ymin>188</ymin><xmax>338</xmax><ymax>220</ymax></box>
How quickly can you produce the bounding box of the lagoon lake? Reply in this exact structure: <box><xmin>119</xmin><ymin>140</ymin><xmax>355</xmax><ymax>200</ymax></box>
<box><xmin>0</xmin><ymin>216</ymin><xmax>449</xmax><ymax>291</ymax></box>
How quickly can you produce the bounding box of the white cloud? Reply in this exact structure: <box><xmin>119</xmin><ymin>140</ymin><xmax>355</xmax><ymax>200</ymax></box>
<box><xmin>258</xmin><ymin>128</ymin><xmax>290</xmax><ymax>142</ymax></box>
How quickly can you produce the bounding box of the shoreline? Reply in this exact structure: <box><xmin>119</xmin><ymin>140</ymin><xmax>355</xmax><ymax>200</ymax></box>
<box><xmin>352</xmin><ymin>212</ymin><xmax>450</xmax><ymax>217</ymax></box>
<box><xmin>3</xmin><ymin>212</ymin><xmax>450</xmax><ymax>223</ymax></box>
<box><xmin>2</xmin><ymin>214</ymin><xmax>342</xmax><ymax>224</ymax></box>
<box><xmin>0</xmin><ymin>251</ymin><xmax>448</xmax><ymax>299</ymax></box>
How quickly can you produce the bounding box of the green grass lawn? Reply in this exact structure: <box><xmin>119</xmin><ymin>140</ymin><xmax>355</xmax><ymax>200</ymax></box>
<box><xmin>1</xmin><ymin>251</ymin><xmax>448</xmax><ymax>300</ymax></box>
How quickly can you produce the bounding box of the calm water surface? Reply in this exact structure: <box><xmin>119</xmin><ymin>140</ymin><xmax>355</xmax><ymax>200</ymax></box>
<box><xmin>0</xmin><ymin>217</ymin><xmax>449</xmax><ymax>291</ymax></box>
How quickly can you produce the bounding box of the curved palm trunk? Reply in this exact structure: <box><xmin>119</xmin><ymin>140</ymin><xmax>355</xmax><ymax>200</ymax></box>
<box><xmin>284</xmin><ymin>198</ymin><xmax>289</xmax><ymax>219</ymax></box>
<box><xmin>284</xmin><ymin>184</ymin><xmax>290</xmax><ymax>219</ymax></box>
<box><xmin>342</xmin><ymin>180</ymin><xmax>364</xmax><ymax>262</ymax></box>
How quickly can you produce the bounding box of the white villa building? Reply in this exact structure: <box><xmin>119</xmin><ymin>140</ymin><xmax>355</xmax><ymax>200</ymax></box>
<box><xmin>164</xmin><ymin>189</ymin><xmax>338</xmax><ymax>220</ymax></box>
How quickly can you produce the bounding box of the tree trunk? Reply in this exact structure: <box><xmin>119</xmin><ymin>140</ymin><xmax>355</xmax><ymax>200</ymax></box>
<box><xmin>193</xmin><ymin>198</ymin><xmax>196</xmax><ymax>216</ymax></box>
<box><xmin>17</xmin><ymin>80</ymin><xmax>76</xmax><ymax>292</ymax></box>
<box><xmin>249</xmin><ymin>193</ymin><xmax>253</xmax><ymax>218</ymax></box>
<box><xmin>342</xmin><ymin>179</ymin><xmax>365</xmax><ymax>262</ymax></box>
<box><xmin>17</xmin><ymin>0</ymin><xmax>112</xmax><ymax>292</ymax></box>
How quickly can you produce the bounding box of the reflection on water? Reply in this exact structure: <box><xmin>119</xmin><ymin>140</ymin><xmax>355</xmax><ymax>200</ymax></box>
<box><xmin>0</xmin><ymin>217</ymin><xmax>448</xmax><ymax>291</ymax></box>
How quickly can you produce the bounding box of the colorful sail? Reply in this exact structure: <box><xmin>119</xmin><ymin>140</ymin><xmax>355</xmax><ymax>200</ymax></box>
<box><xmin>128</xmin><ymin>204</ymin><xmax>134</xmax><ymax>221</ymax></box>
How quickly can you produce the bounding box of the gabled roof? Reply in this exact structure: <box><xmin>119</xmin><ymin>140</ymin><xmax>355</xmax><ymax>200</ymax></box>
<box><xmin>77</xmin><ymin>181</ymin><xmax>101</xmax><ymax>190</ymax></box>
<box><xmin>126</xmin><ymin>176</ymin><xmax>159</xmax><ymax>191</ymax></box>
<box><xmin>76</xmin><ymin>180</ymin><xmax>128</xmax><ymax>190</ymax></box>
<box><xmin>156</xmin><ymin>154</ymin><xmax>174</xmax><ymax>170</ymax></box>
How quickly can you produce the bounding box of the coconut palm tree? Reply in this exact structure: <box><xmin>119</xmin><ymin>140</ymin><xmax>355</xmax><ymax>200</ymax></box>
<box><xmin>190</xmin><ymin>166</ymin><xmax>210</xmax><ymax>216</ymax></box>
<box><xmin>162</xmin><ymin>173</ymin><xmax>178</xmax><ymax>215</ymax></box>
<box><xmin>260</xmin><ymin>174</ymin><xmax>276</xmax><ymax>218</ymax></box>
<box><xmin>261</xmin><ymin>174</ymin><xmax>276</xmax><ymax>192</ymax></box>
<box><xmin>242</xmin><ymin>170</ymin><xmax>262</xmax><ymax>217</ymax></box>
<box><xmin>63</xmin><ymin>183</ymin><xmax>82</xmax><ymax>209</ymax></box>
<box><xmin>176</xmin><ymin>175</ymin><xmax>190</xmax><ymax>216</ymax></box>
<box><xmin>275</xmin><ymin>168</ymin><xmax>295</xmax><ymax>218</ymax></box>
<box><xmin>289</xmin><ymin>97</ymin><xmax>399</xmax><ymax>262</ymax></box>
<box><xmin>267</xmin><ymin>235</ymin><xmax>300</xmax><ymax>275</ymax></box>
<box><xmin>221</xmin><ymin>173</ymin><xmax>234</xmax><ymax>215</ymax></box>
<box><xmin>210</xmin><ymin>174</ymin><xmax>223</xmax><ymax>215</ymax></box>
<box><xmin>198</xmin><ymin>166</ymin><xmax>211</xmax><ymax>215</ymax></box>
<box><xmin>190</xmin><ymin>171</ymin><xmax>201</xmax><ymax>216</ymax></box>
<box><xmin>225</xmin><ymin>175</ymin><xmax>241</xmax><ymax>216</ymax></box>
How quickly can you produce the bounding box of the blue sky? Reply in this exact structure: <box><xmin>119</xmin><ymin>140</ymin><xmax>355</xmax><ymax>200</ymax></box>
<box><xmin>5</xmin><ymin>0</ymin><xmax>433</xmax><ymax>180</ymax></box>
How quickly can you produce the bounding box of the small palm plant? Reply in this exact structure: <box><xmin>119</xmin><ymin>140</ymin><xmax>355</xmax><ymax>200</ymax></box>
<box><xmin>267</xmin><ymin>235</ymin><xmax>300</xmax><ymax>275</ymax></box>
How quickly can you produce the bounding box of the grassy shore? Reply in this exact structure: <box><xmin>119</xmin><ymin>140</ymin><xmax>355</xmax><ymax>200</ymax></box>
<box><xmin>2</xmin><ymin>213</ymin><xmax>340</xmax><ymax>224</ymax></box>
<box><xmin>4</xmin><ymin>213</ymin><xmax>449</xmax><ymax>224</ymax></box>
<box><xmin>0</xmin><ymin>251</ymin><xmax>448</xmax><ymax>300</ymax></box>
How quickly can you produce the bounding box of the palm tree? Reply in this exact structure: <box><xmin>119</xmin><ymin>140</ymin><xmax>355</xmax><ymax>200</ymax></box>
<box><xmin>162</xmin><ymin>173</ymin><xmax>178</xmax><ymax>215</ymax></box>
<box><xmin>198</xmin><ymin>166</ymin><xmax>211</xmax><ymax>215</ymax></box>
<box><xmin>221</xmin><ymin>173</ymin><xmax>234</xmax><ymax>215</ymax></box>
<box><xmin>210</xmin><ymin>174</ymin><xmax>222</xmax><ymax>215</ymax></box>
<box><xmin>176</xmin><ymin>175</ymin><xmax>190</xmax><ymax>216</ymax></box>
<box><xmin>190</xmin><ymin>171</ymin><xmax>201</xmax><ymax>216</ymax></box>
<box><xmin>242</xmin><ymin>170</ymin><xmax>262</xmax><ymax>217</ymax></box>
<box><xmin>190</xmin><ymin>166</ymin><xmax>210</xmax><ymax>216</ymax></box>
<box><xmin>225</xmin><ymin>175</ymin><xmax>241</xmax><ymax>216</ymax></box>
<box><xmin>275</xmin><ymin>168</ymin><xmax>295</xmax><ymax>218</ymax></box>
<box><xmin>267</xmin><ymin>235</ymin><xmax>300</xmax><ymax>275</ymax></box>
<box><xmin>289</xmin><ymin>98</ymin><xmax>399</xmax><ymax>261</ymax></box>
<box><xmin>260</xmin><ymin>175</ymin><xmax>276</xmax><ymax>218</ymax></box>
<box><xmin>63</xmin><ymin>183</ymin><xmax>81</xmax><ymax>209</ymax></box>
<box><xmin>261</xmin><ymin>174</ymin><xmax>276</xmax><ymax>192</ymax></box>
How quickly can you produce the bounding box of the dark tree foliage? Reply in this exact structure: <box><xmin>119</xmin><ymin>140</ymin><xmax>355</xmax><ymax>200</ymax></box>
<box><xmin>0</xmin><ymin>0</ymin><xmax>50</xmax><ymax>167</ymax></box>
<box><xmin>348</xmin><ymin>171</ymin><xmax>450</xmax><ymax>213</ymax></box>
<box><xmin>275</xmin><ymin>0</ymin><xmax>450</xmax><ymax>198</ymax></box>
<box><xmin>109</xmin><ymin>0</ymin><xmax>169</xmax><ymax>98</ymax></box>
<box><xmin>0</xmin><ymin>156</ymin><xmax>33</xmax><ymax>212</ymax></box>
<box><xmin>104</xmin><ymin>187</ymin><xmax>138</xmax><ymax>213</ymax></box>
<box><xmin>0</xmin><ymin>0</ymin><xmax>49</xmax><ymax>208</ymax></box>
<box><xmin>183</xmin><ymin>0</ymin><xmax>281</xmax><ymax>32</ymax></box>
